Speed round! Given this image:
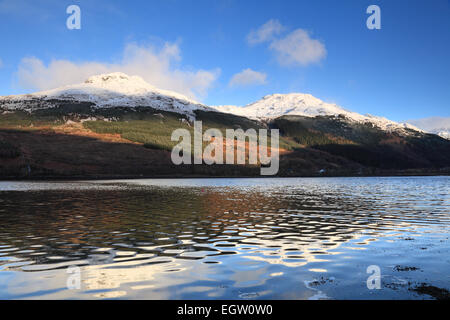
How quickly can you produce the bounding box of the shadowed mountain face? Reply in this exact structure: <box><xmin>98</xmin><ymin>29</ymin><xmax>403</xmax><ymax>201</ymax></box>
<box><xmin>271</xmin><ymin>115</ymin><xmax>450</xmax><ymax>170</ymax></box>
<box><xmin>0</xmin><ymin>99</ymin><xmax>449</xmax><ymax>179</ymax></box>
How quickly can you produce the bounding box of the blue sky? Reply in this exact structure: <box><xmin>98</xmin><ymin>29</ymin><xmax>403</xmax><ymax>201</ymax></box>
<box><xmin>0</xmin><ymin>0</ymin><xmax>449</xmax><ymax>121</ymax></box>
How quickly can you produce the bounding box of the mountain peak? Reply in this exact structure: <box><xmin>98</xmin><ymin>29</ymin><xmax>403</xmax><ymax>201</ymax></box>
<box><xmin>0</xmin><ymin>72</ymin><xmax>208</xmax><ymax>117</ymax></box>
<box><xmin>258</xmin><ymin>93</ymin><xmax>330</xmax><ymax>108</ymax></box>
<box><xmin>214</xmin><ymin>92</ymin><xmax>343</xmax><ymax>119</ymax></box>
<box><xmin>84</xmin><ymin>72</ymin><xmax>148</xmax><ymax>88</ymax></box>
<box><xmin>263</xmin><ymin>92</ymin><xmax>314</xmax><ymax>99</ymax></box>
<box><xmin>82</xmin><ymin>72</ymin><xmax>155</xmax><ymax>93</ymax></box>
<box><xmin>85</xmin><ymin>72</ymin><xmax>133</xmax><ymax>84</ymax></box>
<box><xmin>213</xmin><ymin>92</ymin><xmax>421</xmax><ymax>133</ymax></box>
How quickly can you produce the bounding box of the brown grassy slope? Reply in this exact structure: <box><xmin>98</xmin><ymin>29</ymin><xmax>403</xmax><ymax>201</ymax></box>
<box><xmin>0</xmin><ymin>128</ymin><xmax>173</xmax><ymax>178</ymax></box>
<box><xmin>0</xmin><ymin>123</ymin><xmax>367</xmax><ymax>179</ymax></box>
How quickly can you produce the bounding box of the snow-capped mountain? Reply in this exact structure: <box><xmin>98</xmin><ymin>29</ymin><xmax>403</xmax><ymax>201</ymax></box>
<box><xmin>1</xmin><ymin>73</ymin><xmax>449</xmax><ymax>178</ymax></box>
<box><xmin>213</xmin><ymin>93</ymin><xmax>421</xmax><ymax>133</ymax></box>
<box><xmin>406</xmin><ymin>117</ymin><xmax>450</xmax><ymax>140</ymax></box>
<box><xmin>0</xmin><ymin>72</ymin><xmax>211</xmax><ymax>118</ymax></box>
<box><xmin>436</xmin><ymin>131</ymin><xmax>450</xmax><ymax>139</ymax></box>
<box><xmin>0</xmin><ymin>73</ymin><xmax>436</xmax><ymax>137</ymax></box>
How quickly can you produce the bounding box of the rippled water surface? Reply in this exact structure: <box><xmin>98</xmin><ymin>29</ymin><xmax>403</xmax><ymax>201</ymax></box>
<box><xmin>0</xmin><ymin>177</ymin><xmax>449</xmax><ymax>299</ymax></box>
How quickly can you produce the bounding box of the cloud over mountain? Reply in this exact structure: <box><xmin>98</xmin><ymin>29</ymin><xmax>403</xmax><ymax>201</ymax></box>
<box><xmin>270</xmin><ymin>29</ymin><xmax>326</xmax><ymax>66</ymax></box>
<box><xmin>229</xmin><ymin>68</ymin><xmax>267</xmax><ymax>87</ymax></box>
<box><xmin>16</xmin><ymin>42</ymin><xmax>220</xmax><ymax>101</ymax></box>
<box><xmin>247</xmin><ymin>19</ymin><xmax>326</xmax><ymax>67</ymax></box>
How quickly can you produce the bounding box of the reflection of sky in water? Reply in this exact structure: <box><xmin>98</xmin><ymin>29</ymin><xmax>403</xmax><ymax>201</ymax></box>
<box><xmin>0</xmin><ymin>177</ymin><xmax>449</xmax><ymax>299</ymax></box>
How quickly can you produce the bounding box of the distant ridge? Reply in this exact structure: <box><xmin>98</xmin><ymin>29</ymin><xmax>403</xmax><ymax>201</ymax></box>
<box><xmin>407</xmin><ymin>117</ymin><xmax>450</xmax><ymax>140</ymax></box>
<box><xmin>213</xmin><ymin>93</ymin><xmax>422</xmax><ymax>135</ymax></box>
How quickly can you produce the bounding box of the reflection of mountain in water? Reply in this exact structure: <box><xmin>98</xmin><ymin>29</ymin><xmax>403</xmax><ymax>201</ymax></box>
<box><xmin>2</xmin><ymin>180</ymin><xmax>446</xmax><ymax>271</ymax></box>
<box><xmin>0</xmin><ymin>178</ymin><xmax>449</xmax><ymax>298</ymax></box>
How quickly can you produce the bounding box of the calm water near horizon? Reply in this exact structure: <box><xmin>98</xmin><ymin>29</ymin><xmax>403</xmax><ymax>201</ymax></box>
<box><xmin>0</xmin><ymin>177</ymin><xmax>449</xmax><ymax>299</ymax></box>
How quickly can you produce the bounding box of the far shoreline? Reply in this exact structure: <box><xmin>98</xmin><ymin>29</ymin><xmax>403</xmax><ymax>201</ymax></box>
<box><xmin>1</xmin><ymin>171</ymin><xmax>449</xmax><ymax>182</ymax></box>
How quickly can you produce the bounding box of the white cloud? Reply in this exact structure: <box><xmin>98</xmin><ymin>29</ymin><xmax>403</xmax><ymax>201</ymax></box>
<box><xmin>247</xmin><ymin>20</ymin><xmax>327</xmax><ymax>67</ymax></box>
<box><xmin>229</xmin><ymin>68</ymin><xmax>267</xmax><ymax>87</ymax></box>
<box><xmin>269</xmin><ymin>29</ymin><xmax>326</xmax><ymax>66</ymax></box>
<box><xmin>247</xmin><ymin>19</ymin><xmax>284</xmax><ymax>45</ymax></box>
<box><xmin>16</xmin><ymin>42</ymin><xmax>221</xmax><ymax>100</ymax></box>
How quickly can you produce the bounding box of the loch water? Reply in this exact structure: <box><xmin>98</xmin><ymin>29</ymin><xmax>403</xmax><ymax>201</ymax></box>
<box><xmin>0</xmin><ymin>177</ymin><xmax>449</xmax><ymax>299</ymax></box>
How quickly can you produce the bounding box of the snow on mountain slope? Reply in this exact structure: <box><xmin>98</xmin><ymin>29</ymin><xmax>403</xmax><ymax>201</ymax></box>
<box><xmin>0</xmin><ymin>72</ymin><xmax>211</xmax><ymax>118</ymax></box>
<box><xmin>406</xmin><ymin>117</ymin><xmax>450</xmax><ymax>140</ymax></box>
<box><xmin>214</xmin><ymin>93</ymin><xmax>422</xmax><ymax>133</ymax></box>
<box><xmin>435</xmin><ymin>131</ymin><xmax>450</xmax><ymax>139</ymax></box>
<box><xmin>0</xmin><ymin>74</ymin><xmax>434</xmax><ymax>136</ymax></box>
